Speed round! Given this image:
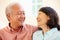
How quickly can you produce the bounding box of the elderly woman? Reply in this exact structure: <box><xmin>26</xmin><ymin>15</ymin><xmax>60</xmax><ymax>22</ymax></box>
<box><xmin>33</xmin><ymin>7</ymin><xmax>60</xmax><ymax>40</ymax></box>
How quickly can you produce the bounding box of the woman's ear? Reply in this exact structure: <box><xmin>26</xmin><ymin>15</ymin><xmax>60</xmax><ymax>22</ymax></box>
<box><xmin>47</xmin><ymin>16</ymin><xmax>50</xmax><ymax>20</ymax></box>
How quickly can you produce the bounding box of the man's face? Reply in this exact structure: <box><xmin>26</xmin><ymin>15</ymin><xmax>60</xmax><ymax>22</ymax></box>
<box><xmin>9</xmin><ymin>5</ymin><xmax>25</xmax><ymax>26</ymax></box>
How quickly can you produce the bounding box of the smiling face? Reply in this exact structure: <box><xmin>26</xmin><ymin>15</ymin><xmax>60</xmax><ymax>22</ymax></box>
<box><xmin>37</xmin><ymin>11</ymin><xmax>50</xmax><ymax>28</ymax></box>
<box><xmin>7</xmin><ymin>4</ymin><xmax>25</xmax><ymax>28</ymax></box>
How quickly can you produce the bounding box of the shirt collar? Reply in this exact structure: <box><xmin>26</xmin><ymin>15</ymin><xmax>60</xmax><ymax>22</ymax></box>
<box><xmin>44</xmin><ymin>28</ymin><xmax>58</xmax><ymax>36</ymax></box>
<box><xmin>8</xmin><ymin>23</ymin><xmax>23</xmax><ymax>32</ymax></box>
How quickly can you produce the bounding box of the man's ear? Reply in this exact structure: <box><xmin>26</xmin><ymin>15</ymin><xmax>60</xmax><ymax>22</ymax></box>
<box><xmin>6</xmin><ymin>13</ymin><xmax>10</xmax><ymax>21</ymax></box>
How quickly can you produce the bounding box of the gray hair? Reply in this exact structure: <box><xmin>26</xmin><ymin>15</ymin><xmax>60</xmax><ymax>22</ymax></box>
<box><xmin>5</xmin><ymin>3</ymin><xmax>21</xmax><ymax>21</ymax></box>
<box><xmin>5</xmin><ymin>3</ymin><xmax>21</xmax><ymax>15</ymax></box>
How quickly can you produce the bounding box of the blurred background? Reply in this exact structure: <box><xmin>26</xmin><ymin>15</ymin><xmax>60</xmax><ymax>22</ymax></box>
<box><xmin>0</xmin><ymin>0</ymin><xmax>60</xmax><ymax>29</ymax></box>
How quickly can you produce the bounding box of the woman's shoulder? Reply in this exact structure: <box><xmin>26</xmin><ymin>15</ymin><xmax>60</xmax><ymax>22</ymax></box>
<box><xmin>33</xmin><ymin>30</ymin><xmax>42</xmax><ymax>36</ymax></box>
<box><xmin>54</xmin><ymin>30</ymin><xmax>60</xmax><ymax>38</ymax></box>
<box><xmin>33</xmin><ymin>30</ymin><xmax>42</xmax><ymax>40</ymax></box>
<box><xmin>57</xmin><ymin>31</ymin><xmax>60</xmax><ymax>36</ymax></box>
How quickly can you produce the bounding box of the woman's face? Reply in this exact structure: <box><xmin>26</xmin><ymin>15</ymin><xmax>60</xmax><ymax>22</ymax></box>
<box><xmin>37</xmin><ymin>11</ymin><xmax>50</xmax><ymax>27</ymax></box>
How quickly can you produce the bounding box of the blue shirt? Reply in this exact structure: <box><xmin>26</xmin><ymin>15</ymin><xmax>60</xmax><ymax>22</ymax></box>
<box><xmin>33</xmin><ymin>28</ymin><xmax>60</xmax><ymax>40</ymax></box>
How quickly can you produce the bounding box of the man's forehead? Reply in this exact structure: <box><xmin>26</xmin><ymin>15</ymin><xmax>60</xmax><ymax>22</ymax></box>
<box><xmin>11</xmin><ymin>4</ymin><xmax>24</xmax><ymax>12</ymax></box>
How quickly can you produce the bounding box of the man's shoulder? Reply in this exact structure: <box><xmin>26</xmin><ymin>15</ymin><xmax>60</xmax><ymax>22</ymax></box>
<box><xmin>0</xmin><ymin>26</ymin><xmax>8</xmax><ymax>33</ymax></box>
<box><xmin>0</xmin><ymin>26</ymin><xmax>8</xmax><ymax>40</ymax></box>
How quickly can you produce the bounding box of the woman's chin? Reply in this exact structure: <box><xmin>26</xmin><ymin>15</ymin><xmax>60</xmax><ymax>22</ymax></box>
<box><xmin>38</xmin><ymin>24</ymin><xmax>43</xmax><ymax>26</ymax></box>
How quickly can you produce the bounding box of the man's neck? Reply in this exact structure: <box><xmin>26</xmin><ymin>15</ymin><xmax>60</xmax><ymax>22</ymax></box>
<box><xmin>9</xmin><ymin>23</ymin><xmax>23</xmax><ymax>32</ymax></box>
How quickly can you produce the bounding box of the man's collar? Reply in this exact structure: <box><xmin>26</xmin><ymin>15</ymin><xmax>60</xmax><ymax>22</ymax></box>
<box><xmin>8</xmin><ymin>23</ymin><xmax>23</xmax><ymax>32</ymax></box>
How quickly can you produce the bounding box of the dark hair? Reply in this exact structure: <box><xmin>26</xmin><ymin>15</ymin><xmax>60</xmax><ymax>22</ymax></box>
<box><xmin>39</xmin><ymin>7</ymin><xmax>60</xmax><ymax>30</ymax></box>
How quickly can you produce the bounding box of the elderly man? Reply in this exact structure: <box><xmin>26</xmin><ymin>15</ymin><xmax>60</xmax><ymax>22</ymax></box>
<box><xmin>0</xmin><ymin>3</ymin><xmax>37</xmax><ymax>40</ymax></box>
